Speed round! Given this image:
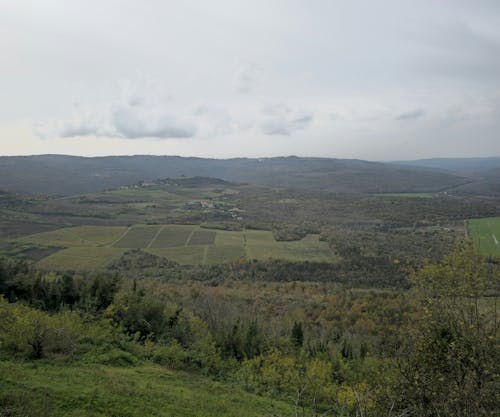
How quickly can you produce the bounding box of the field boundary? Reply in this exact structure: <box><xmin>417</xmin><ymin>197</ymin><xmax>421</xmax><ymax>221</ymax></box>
<box><xmin>202</xmin><ymin>246</ymin><xmax>209</xmax><ymax>265</ymax></box>
<box><xmin>242</xmin><ymin>234</ymin><xmax>253</xmax><ymax>259</ymax></box>
<box><xmin>62</xmin><ymin>229</ymin><xmax>90</xmax><ymax>245</ymax></box>
<box><xmin>185</xmin><ymin>229</ymin><xmax>196</xmax><ymax>246</ymax></box>
<box><xmin>147</xmin><ymin>225</ymin><xmax>166</xmax><ymax>249</ymax></box>
<box><xmin>109</xmin><ymin>226</ymin><xmax>131</xmax><ymax>247</ymax></box>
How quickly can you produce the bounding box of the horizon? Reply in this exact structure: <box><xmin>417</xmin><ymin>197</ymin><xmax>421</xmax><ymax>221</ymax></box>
<box><xmin>1</xmin><ymin>1</ymin><xmax>500</xmax><ymax>159</ymax></box>
<box><xmin>1</xmin><ymin>152</ymin><xmax>500</xmax><ymax>163</ymax></box>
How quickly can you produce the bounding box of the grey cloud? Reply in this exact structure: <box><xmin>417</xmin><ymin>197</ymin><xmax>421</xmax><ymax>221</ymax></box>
<box><xmin>411</xmin><ymin>19</ymin><xmax>500</xmax><ymax>82</ymax></box>
<box><xmin>54</xmin><ymin>102</ymin><xmax>197</xmax><ymax>140</ymax></box>
<box><xmin>111</xmin><ymin>107</ymin><xmax>196</xmax><ymax>139</ymax></box>
<box><xmin>396</xmin><ymin>109</ymin><xmax>425</xmax><ymax>121</ymax></box>
<box><xmin>260</xmin><ymin>105</ymin><xmax>313</xmax><ymax>135</ymax></box>
<box><xmin>60</xmin><ymin>123</ymin><xmax>102</xmax><ymax>138</ymax></box>
<box><xmin>233</xmin><ymin>63</ymin><xmax>259</xmax><ymax>94</ymax></box>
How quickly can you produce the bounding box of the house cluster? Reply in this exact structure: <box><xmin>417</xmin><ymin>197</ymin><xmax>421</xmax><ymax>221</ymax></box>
<box><xmin>185</xmin><ymin>201</ymin><xmax>245</xmax><ymax>220</ymax></box>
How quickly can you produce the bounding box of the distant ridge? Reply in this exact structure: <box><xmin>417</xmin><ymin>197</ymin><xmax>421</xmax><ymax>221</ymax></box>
<box><xmin>0</xmin><ymin>154</ymin><xmax>468</xmax><ymax>195</ymax></box>
<box><xmin>392</xmin><ymin>157</ymin><xmax>500</xmax><ymax>175</ymax></box>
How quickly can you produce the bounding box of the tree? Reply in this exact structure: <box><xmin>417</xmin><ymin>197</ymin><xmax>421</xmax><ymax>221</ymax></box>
<box><xmin>392</xmin><ymin>242</ymin><xmax>500</xmax><ymax>417</ymax></box>
<box><xmin>291</xmin><ymin>321</ymin><xmax>304</xmax><ymax>348</ymax></box>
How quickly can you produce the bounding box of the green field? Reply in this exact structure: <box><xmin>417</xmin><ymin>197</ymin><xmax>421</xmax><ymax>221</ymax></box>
<box><xmin>468</xmin><ymin>217</ymin><xmax>500</xmax><ymax>257</ymax></box>
<box><xmin>37</xmin><ymin>247</ymin><xmax>126</xmax><ymax>271</ymax></box>
<box><xmin>150</xmin><ymin>225</ymin><xmax>194</xmax><ymax>248</ymax></box>
<box><xmin>188</xmin><ymin>231</ymin><xmax>216</xmax><ymax>245</ymax></box>
<box><xmin>0</xmin><ymin>361</ymin><xmax>293</xmax><ymax>417</ymax></box>
<box><xmin>16</xmin><ymin>224</ymin><xmax>335</xmax><ymax>270</ymax></box>
<box><xmin>19</xmin><ymin>226</ymin><xmax>128</xmax><ymax>247</ymax></box>
<box><xmin>113</xmin><ymin>225</ymin><xmax>162</xmax><ymax>248</ymax></box>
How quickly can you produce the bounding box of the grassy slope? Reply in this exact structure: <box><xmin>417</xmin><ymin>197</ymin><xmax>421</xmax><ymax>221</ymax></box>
<box><xmin>0</xmin><ymin>361</ymin><xmax>292</xmax><ymax>417</ymax></box>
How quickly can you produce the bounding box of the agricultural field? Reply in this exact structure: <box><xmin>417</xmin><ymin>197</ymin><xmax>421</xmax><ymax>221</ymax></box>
<box><xmin>18</xmin><ymin>226</ymin><xmax>128</xmax><ymax>247</ymax></box>
<box><xmin>149</xmin><ymin>225</ymin><xmax>194</xmax><ymax>248</ymax></box>
<box><xmin>468</xmin><ymin>217</ymin><xmax>500</xmax><ymax>257</ymax></box>
<box><xmin>112</xmin><ymin>225</ymin><xmax>162</xmax><ymax>248</ymax></box>
<box><xmin>15</xmin><ymin>224</ymin><xmax>335</xmax><ymax>270</ymax></box>
<box><xmin>37</xmin><ymin>247</ymin><xmax>126</xmax><ymax>270</ymax></box>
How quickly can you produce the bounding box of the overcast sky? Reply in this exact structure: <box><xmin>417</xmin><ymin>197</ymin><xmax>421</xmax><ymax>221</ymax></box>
<box><xmin>1</xmin><ymin>0</ymin><xmax>499</xmax><ymax>160</ymax></box>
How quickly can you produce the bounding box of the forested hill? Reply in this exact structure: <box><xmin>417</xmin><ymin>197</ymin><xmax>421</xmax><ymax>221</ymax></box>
<box><xmin>393</xmin><ymin>156</ymin><xmax>500</xmax><ymax>175</ymax></box>
<box><xmin>0</xmin><ymin>154</ymin><xmax>467</xmax><ymax>195</ymax></box>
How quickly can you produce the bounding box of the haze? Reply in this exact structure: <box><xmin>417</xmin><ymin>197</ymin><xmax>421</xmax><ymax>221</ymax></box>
<box><xmin>1</xmin><ymin>0</ymin><xmax>499</xmax><ymax>160</ymax></box>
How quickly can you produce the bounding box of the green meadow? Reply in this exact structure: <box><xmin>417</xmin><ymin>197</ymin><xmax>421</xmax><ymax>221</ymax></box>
<box><xmin>468</xmin><ymin>217</ymin><xmax>500</xmax><ymax>257</ymax></box>
<box><xmin>16</xmin><ymin>224</ymin><xmax>335</xmax><ymax>270</ymax></box>
<box><xmin>0</xmin><ymin>361</ymin><xmax>292</xmax><ymax>417</ymax></box>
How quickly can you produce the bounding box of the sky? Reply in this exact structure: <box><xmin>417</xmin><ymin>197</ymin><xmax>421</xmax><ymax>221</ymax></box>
<box><xmin>1</xmin><ymin>0</ymin><xmax>499</xmax><ymax>160</ymax></box>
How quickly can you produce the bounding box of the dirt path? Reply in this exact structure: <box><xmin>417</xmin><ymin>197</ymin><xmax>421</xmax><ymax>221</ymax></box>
<box><xmin>108</xmin><ymin>226</ymin><xmax>131</xmax><ymax>247</ymax></box>
<box><xmin>242</xmin><ymin>234</ymin><xmax>252</xmax><ymax>259</ymax></box>
<box><xmin>147</xmin><ymin>225</ymin><xmax>166</xmax><ymax>249</ymax></box>
<box><xmin>202</xmin><ymin>246</ymin><xmax>209</xmax><ymax>265</ymax></box>
<box><xmin>492</xmin><ymin>234</ymin><xmax>499</xmax><ymax>246</ymax></box>
<box><xmin>185</xmin><ymin>229</ymin><xmax>196</xmax><ymax>246</ymax></box>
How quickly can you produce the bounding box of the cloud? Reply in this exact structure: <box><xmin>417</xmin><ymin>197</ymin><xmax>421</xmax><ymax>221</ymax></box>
<box><xmin>43</xmin><ymin>87</ymin><xmax>197</xmax><ymax>140</ymax></box>
<box><xmin>233</xmin><ymin>62</ymin><xmax>259</xmax><ymax>94</ymax></box>
<box><xmin>260</xmin><ymin>104</ymin><xmax>314</xmax><ymax>135</ymax></box>
<box><xmin>111</xmin><ymin>106</ymin><xmax>196</xmax><ymax>139</ymax></box>
<box><xmin>396</xmin><ymin>109</ymin><xmax>425</xmax><ymax>121</ymax></box>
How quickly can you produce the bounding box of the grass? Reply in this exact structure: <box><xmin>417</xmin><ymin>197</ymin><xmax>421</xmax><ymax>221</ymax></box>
<box><xmin>112</xmin><ymin>225</ymin><xmax>162</xmax><ymax>249</ymax></box>
<box><xmin>468</xmin><ymin>217</ymin><xmax>500</xmax><ymax>257</ymax></box>
<box><xmin>188</xmin><ymin>231</ymin><xmax>216</xmax><ymax>246</ymax></box>
<box><xmin>19</xmin><ymin>224</ymin><xmax>337</xmax><ymax>269</ymax></box>
<box><xmin>206</xmin><ymin>245</ymin><xmax>246</xmax><ymax>265</ymax></box>
<box><xmin>147</xmin><ymin>246</ymin><xmax>207</xmax><ymax>265</ymax></box>
<box><xmin>150</xmin><ymin>225</ymin><xmax>195</xmax><ymax>248</ymax></box>
<box><xmin>68</xmin><ymin>226</ymin><xmax>128</xmax><ymax>246</ymax></box>
<box><xmin>37</xmin><ymin>247</ymin><xmax>126</xmax><ymax>271</ymax></box>
<box><xmin>0</xmin><ymin>361</ymin><xmax>293</xmax><ymax>417</ymax></box>
<box><xmin>19</xmin><ymin>229</ymin><xmax>90</xmax><ymax>248</ymax></box>
<box><xmin>279</xmin><ymin>235</ymin><xmax>334</xmax><ymax>263</ymax></box>
<box><xmin>214</xmin><ymin>231</ymin><xmax>243</xmax><ymax>246</ymax></box>
<box><xmin>19</xmin><ymin>226</ymin><xmax>128</xmax><ymax>248</ymax></box>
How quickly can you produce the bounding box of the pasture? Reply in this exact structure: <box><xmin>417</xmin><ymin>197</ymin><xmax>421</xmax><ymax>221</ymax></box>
<box><xmin>468</xmin><ymin>217</ymin><xmax>500</xmax><ymax>257</ymax></box>
<box><xmin>16</xmin><ymin>223</ymin><xmax>336</xmax><ymax>270</ymax></box>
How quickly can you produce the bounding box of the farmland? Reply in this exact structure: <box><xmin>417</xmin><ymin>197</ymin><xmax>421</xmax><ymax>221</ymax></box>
<box><xmin>467</xmin><ymin>217</ymin><xmax>500</xmax><ymax>257</ymax></box>
<box><xmin>15</xmin><ymin>224</ymin><xmax>335</xmax><ymax>270</ymax></box>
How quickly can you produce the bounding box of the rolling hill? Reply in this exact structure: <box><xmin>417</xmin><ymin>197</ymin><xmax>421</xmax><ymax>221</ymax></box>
<box><xmin>0</xmin><ymin>154</ymin><xmax>467</xmax><ymax>195</ymax></box>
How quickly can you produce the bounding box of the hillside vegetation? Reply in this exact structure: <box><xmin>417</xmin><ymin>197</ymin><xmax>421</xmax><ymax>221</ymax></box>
<box><xmin>0</xmin><ymin>155</ymin><xmax>468</xmax><ymax>195</ymax></box>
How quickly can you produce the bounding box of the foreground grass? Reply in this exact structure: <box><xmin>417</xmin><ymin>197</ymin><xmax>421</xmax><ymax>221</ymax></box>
<box><xmin>0</xmin><ymin>361</ymin><xmax>292</xmax><ymax>417</ymax></box>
